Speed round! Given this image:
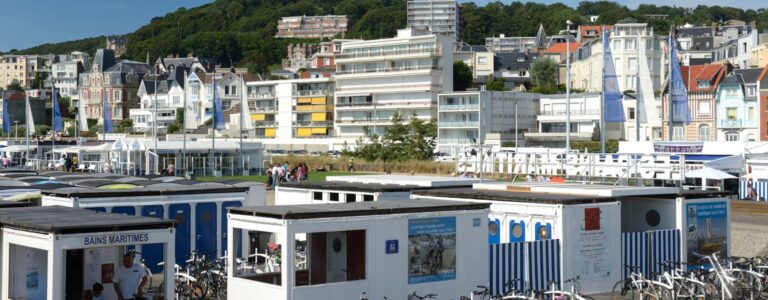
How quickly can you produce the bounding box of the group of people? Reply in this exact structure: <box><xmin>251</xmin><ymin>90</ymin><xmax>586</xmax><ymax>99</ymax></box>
<box><xmin>82</xmin><ymin>252</ymin><xmax>147</xmax><ymax>300</ymax></box>
<box><xmin>266</xmin><ymin>162</ymin><xmax>309</xmax><ymax>190</ymax></box>
<box><xmin>58</xmin><ymin>154</ymin><xmax>78</xmax><ymax>172</ymax></box>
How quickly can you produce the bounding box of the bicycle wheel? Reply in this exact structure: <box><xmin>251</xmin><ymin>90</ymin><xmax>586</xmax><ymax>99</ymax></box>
<box><xmin>611</xmin><ymin>279</ymin><xmax>634</xmax><ymax>299</ymax></box>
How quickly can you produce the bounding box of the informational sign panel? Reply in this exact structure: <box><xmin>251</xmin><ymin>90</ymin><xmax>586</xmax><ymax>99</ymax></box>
<box><xmin>562</xmin><ymin>203</ymin><xmax>621</xmax><ymax>293</ymax></box>
<box><xmin>686</xmin><ymin>201</ymin><xmax>728</xmax><ymax>269</ymax></box>
<box><xmin>408</xmin><ymin>217</ymin><xmax>456</xmax><ymax>284</ymax></box>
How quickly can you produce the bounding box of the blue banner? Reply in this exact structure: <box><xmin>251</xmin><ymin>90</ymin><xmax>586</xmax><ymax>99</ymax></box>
<box><xmin>408</xmin><ymin>216</ymin><xmax>456</xmax><ymax>284</ymax></box>
<box><xmin>103</xmin><ymin>90</ymin><xmax>113</xmax><ymax>133</ymax></box>
<box><xmin>212</xmin><ymin>77</ymin><xmax>225</xmax><ymax>130</ymax></box>
<box><xmin>603</xmin><ymin>29</ymin><xmax>625</xmax><ymax>123</ymax></box>
<box><xmin>51</xmin><ymin>87</ymin><xmax>62</xmax><ymax>132</ymax></box>
<box><xmin>2</xmin><ymin>95</ymin><xmax>9</xmax><ymax>134</ymax></box>
<box><xmin>670</xmin><ymin>39</ymin><xmax>691</xmax><ymax>124</ymax></box>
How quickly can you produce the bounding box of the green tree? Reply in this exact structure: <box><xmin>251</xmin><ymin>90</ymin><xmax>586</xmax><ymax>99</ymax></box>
<box><xmin>116</xmin><ymin>119</ymin><xmax>133</xmax><ymax>133</ymax></box>
<box><xmin>348</xmin><ymin>113</ymin><xmax>437</xmax><ymax>162</ymax></box>
<box><xmin>486</xmin><ymin>78</ymin><xmax>506</xmax><ymax>91</ymax></box>
<box><xmin>530</xmin><ymin>58</ymin><xmax>559</xmax><ymax>91</ymax></box>
<box><xmin>453</xmin><ymin>61</ymin><xmax>473</xmax><ymax>92</ymax></box>
<box><xmin>30</xmin><ymin>72</ymin><xmax>47</xmax><ymax>90</ymax></box>
<box><xmin>6</xmin><ymin>80</ymin><xmax>24</xmax><ymax>92</ymax></box>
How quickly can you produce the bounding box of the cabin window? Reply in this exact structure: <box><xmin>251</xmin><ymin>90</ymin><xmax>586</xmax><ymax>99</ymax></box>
<box><xmin>345</xmin><ymin>194</ymin><xmax>356</xmax><ymax>203</ymax></box>
<box><xmin>295</xmin><ymin>230</ymin><xmax>366</xmax><ymax>286</ymax></box>
<box><xmin>363</xmin><ymin>195</ymin><xmax>374</xmax><ymax>202</ymax></box>
<box><xmin>329</xmin><ymin>193</ymin><xmax>339</xmax><ymax>202</ymax></box>
<box><xmin>313</xmin><ymin>192</ymin><xmax>323</xmax><ymax>201</ymax></box>
<box><xmin>233</xmin><ymin>230</ymin><xmax>284</xmax><ymax>286</ymax></box>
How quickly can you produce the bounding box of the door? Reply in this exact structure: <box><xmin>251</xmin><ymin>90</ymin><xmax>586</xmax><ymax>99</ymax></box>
<box><xmin>326</xmin><ymin>231</ymin><xmax>347</xmax><ymax>283</ymax></box>
<box><xmin>488</xmin><ymin>218</ymin><xmax>501</xmax><ymax>244</ymax></box>
<box><xmin>141</xmin><ymin>205</ymin><xmax>165</xmax><ymax>273</ymax></box>
<box><xmin>111</xmin><ymin>207</ymin><xmax>136</xmax><ymax>253</ymax></box>
<box><xmin>195</xmin><ymin>202</ymin><xmax>217</xmax><ymax>257</ymax></box>
<box><xmin>508</xmin><ymin>220</ymin><xmax>526</xmax><ymax>243</ymax></box>
<box><xmin>221</xmin><ymin>201</ymin><xmax>242</xmax><ymax>257</ymax></box>
<box><xmin>346</xmin><ymin>230</ymin><xmax>365</xmax><ymax>281</ymax></box>
<box><xmin>169</xmin><ymin>204</ymin><xmax>191</xmax><ymax>266</ymax></box>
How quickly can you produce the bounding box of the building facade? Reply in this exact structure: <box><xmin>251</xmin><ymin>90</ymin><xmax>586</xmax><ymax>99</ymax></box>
<box><xmin>407</xmin><ymin>0</ymin><xmax>462</xmax><ymax>42</ymax></box>
<box><xmin>715</xmin><ymin>68</ymin><xmax>763</xmax><ymax>142</ymax></box>
<box><xmin>0</xmin><ymin>55</ymin><xmax>45</xmax><ymax>89</ymax></box>
<box><xmin>436</xmin><ymin>90</ymin><xmax>539</xmax><ymax>154</ymax></box>
<box><xmin>749</xmin><ymin>44</ymin><xmax>768</xmax><ymax>68</ymax></box>
<box><xmin>661</xmin><ymin>64</ymin><xmax>726</xmax><ymax>141</ymax></box>
<box><xmin>79</xmin><ymin>49</ymin><xmax>150</xmax><ymax>124</ymax></box>
<box><xmin>570</xmin><ymin>23</ymin><xmax>667</xmax><ymax>93</ymax></box>
<box><xmin>106</xmin><ymin>36</ymin><xmax>127</xmax><ymax>57</ymax></box>
<box><xmin>51</xmin><ymin>52</ymin><xmax>90</xmax><ymax>100</ymax></box>
<box><xmin>131</xmin><ymin>67</ymin><xmax>189</xmax><ymax>133</ymax></box>
<box><xmin>485</xmin><ymin>24</ymin><xmax>547</xmax><ymax>53</ymax></box>
<box><xmin>454</xmin><ymin>44</ymin><xmax>493</xmax><ymax>82</ymax></box>
<box><xmin>334</xmin><ymin>28</ymin><xmax>454</xmax><ymax>137</ymax></box>
<box><xmin>525</xmin><ymin>93</ymin><xmax>622</xmax><ymax>147</ymax></box>
<box><xmin>275</xmin><ymin>15</ymin><xmax>348</xmax><ymax>39</ymax></box>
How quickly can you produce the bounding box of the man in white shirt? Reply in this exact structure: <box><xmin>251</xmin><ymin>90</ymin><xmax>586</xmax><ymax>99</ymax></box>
<box><xmin>112</xmin><ymin>253</ymin><xmax>147</xmax><ymax>300</ymax></box>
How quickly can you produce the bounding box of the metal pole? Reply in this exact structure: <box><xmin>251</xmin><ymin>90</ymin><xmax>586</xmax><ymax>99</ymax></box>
<box><xmin>25</xmin><ymin>95</ymin><xmax>29</xmax><ymax>164</ymax></box>
<box><xmin>51</xmin><ymin>85</ymin><xmax>55</xmax><ymax>167</ymax></box>
<box><xmin>566</xmin><ymin>20</ymin><xmax>572</xmax><ymax>151</ymax></box>
<box><xmin>600</xmin><ymin>28</ymin><xmax>607</xmax><ymax>154</ymax></box>
<box><xmin>183</xmin><ymin>71</ymin><xmax>188</xmax><ymax>177</ymax></box>
<box><xmin>635</xmin><ymin>34</ymin><xmax>641</xmax><ymax>142</ymax></box>
<box><xmin>153</xmin><ymin>73</ymin><xmax>158</xmax><ymax>174</ymax></box>
<box><xmin>515</xmin><ymin>101</ymin><xmax>518</xmax><ymax>152</ymax></box>
<box><xmin>240</xmin><ymin>75</ymin><xmax>244</xmax><ymax>176</ymax></box>
<box><xmin>668</xmin><ymin>28</ymin><xmax>674</xmax><ymax>141</ymax></box>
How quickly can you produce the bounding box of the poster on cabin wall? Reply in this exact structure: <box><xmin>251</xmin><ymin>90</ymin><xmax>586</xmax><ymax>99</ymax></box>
<box><xmin>686</xmin><ymin>201</ymin><xmax>728</xmax><ymax>269</ymax></box>
<box><xmin>408</xmin><ymin>216</ymin><xmax>457</xmax><ymax>284</ymax></box>
<box><xmin>562</xmin><ymin>203</ymin><xmax>621</xmax><ymax>293</ymax></box>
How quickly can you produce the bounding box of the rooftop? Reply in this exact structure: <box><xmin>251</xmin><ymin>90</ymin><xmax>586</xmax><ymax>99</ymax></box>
<box><xmin>325</xmin><ymin>175</ymin><xmax>483</xmax><ymax>187</ymax></box>
<box><xmin>228</xmin><ymin>199</ymin><xmax>489</xmax><ymax>220</ymax></box>
<box><xmin>0</xmin><ymin>206</ymin><xmax>174</xmax><ymax>235</ymax></box>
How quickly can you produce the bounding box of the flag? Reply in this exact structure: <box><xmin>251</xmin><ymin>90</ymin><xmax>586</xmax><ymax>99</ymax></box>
<box><xmin>77</xmin><ymin>96</ymin><xmax>88</xmax><ymax>131</ymax></box>
<box><xmin>103</xmin><ymin>90</ymin><xmax>113</xmax><ymax>133</ymax></box>
<box><xmin>212</xmin><ymin>75</ymin><xmax>225</xmax><ymax>130</ymax></box>
<box><xmin>240</xmin><ymin>79</ymin><xmax>253</xmax><ymax>131</ymax></box>
<box><xmin>184</xmin><ymin>71</ymin><xmax>197</xmax><ymax>130</ymax></box>
<box><xmin>51</xmin><ymin>87</ymin><xmax>63</xmax><ymax>132</ymax></box>
<box><xmin>603</xmin><ymin>29</ymin><xmax>625</xmax><ymax>123</ymax></box>
<box><xmin>669</xmin><ymin>38</ymin><xmax>691</xmax><ymax>124</ymax></box>
<box><xmin>25</xmin><ymin>94</ymin><xmax>35</xmax><ymax>134</ymax></box>
<box><xmin>637</xmin><ymin>37</ymin><xmax>658</xmax><ymax>124</ymax></box>
<box><xmin>2</xmin><ymin>94</ymin><xmax>9</xmax><ymax>134</ymax></box>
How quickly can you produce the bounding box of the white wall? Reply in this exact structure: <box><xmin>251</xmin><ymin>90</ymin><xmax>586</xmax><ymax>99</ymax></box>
<box><xmin>620</xmin><ymin>198</ymin><xmax>678</xmax><ymax>232</ymax></box>
<box><xmin>276</xmin><ymin>82</ymin><xmax>294</xmax><ymax>139</ymax></box>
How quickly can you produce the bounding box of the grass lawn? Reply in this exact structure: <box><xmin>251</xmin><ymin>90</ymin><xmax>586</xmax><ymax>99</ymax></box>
<box><xmin>198</xmin><ymin>171</ymin><xmax>373</xmax><ymax>183</ymax></box>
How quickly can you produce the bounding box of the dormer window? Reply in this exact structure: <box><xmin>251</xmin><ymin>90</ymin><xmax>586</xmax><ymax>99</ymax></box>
<box><xmin>747</xmin><ymin>86</ymin><xmax>756</xmax><ymax>97</ymax></box>
<box><xmin>517</xmin><ymin>57</ymin><xmax>525</xmax><ymax>62</ymax></box>
<box><xmin>697</xmin><ymin>81</ymin><xmax>710</xmax><ymax>88</ymax></box>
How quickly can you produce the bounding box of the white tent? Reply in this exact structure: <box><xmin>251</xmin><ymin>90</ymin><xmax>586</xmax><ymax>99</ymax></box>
<box><xmin>685</xmin><ymin>167</ymin><xmax>736</xmax><ymax>180</ymax></box>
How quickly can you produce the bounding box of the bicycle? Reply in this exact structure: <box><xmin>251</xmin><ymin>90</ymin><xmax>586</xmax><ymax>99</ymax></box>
<box><xmin>543</xmin><ymin>276</ymin><xmax>595</xmax><ymax>300</ymax></box>
<box><xmin>409</xmin><ymin>292</ymin><xmax>438</xmax><ymax>300</ymax></box>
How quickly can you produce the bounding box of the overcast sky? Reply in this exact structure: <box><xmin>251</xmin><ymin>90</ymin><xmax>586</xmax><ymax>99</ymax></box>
<box><xmin>1</xmin><ymin>0</ymin><xmax>762</xmax><ymax>52</ymax></box>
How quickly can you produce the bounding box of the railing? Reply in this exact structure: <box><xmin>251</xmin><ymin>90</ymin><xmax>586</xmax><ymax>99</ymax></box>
<box><xmin>248</xmin><ymin>93</ymin><xmax>276</xmax><ymax>99</ymax></box>
<box><xmin>294</xmin><ymin>105</ymin><xmax>332</xmax><ymax>112</ymax></box>
<box><xmin>698</xmin><ymin>135</ymin><xmax>711</xmax><ymax>141</ymax></box>
<box><xmin>438</xmin><ymin>138</ymin><xmax>474</xmax><ymax>144</ymax></box>
<box><xmin>336</xmin><ymin>119</ymin><xmax>397</xmax><ymax>124</ymax></box>
<box><xmin>720</xmin><ymin>119</ymin><xmax>743</xmax><ymax>128</ymax></box>
<box><xmin>438</xmin><ymin>121</ymin><xmax>479</xmax><ymax>127</ymax></box>
<box><xmin>336</xmin><ymin>83</ymin><xmax>442</xmax><ymax>93</ymax></box>
<box><xmin>253</xmin><ymin>121</ymin><xmax>278</xmax><ymax>127</ymax></box>
<box><xmin>336</xmin><ymin>47</ymin><xmax>441</xmax><ymax>59</ymax></box>
<box><xmin>336</xmin><ymin>100</ymin><xmax>434</xmax><ymax>108</ymax></box>
<box><xmin>292</xmin><ymin>121</ymin><xmax>333</xmax><ymax>126</ymax></box>
<box><xmin>540</xmin><ymin>109</ymin><xmax>600</xmax><ymax>116</ymax></box>
<box><xmin>251</xmin><ymin>106</ymin><xmax>277</xmax><ymax>112</ymax></box>
<box><xmin>294</xmin><ymin>90</ymin><xmax>332</xmax><ymax>97</ymax></box>
<box><xmin>335</xmin><ymin>102</ymin><xmax>373</xmax><ymax>107</ymax></box>
<box><xmin>439</xmin><ymin>104</ymin><xmax>479</xmax><ymax>111</ymax></box>
<box><xmin>336</xmin><ymin>65</ymin><xmax>442</xmax><ymax>75</ymax></box>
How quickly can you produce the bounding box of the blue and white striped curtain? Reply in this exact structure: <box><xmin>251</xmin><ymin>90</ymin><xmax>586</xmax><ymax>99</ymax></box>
<box><xmin>489</xmin><ymin>242</ymin><xmax>526</xmax><ymax>295</ymax></box>
<box><xmin>648</xmin><ymin>229</ymin><xmax>682</xmax><ymax>275</ymax></box>
<box><xmin>526</xmin><ymin>239</ymin><xmax>561</xmax><ymax>291</ymax></box>
<box><xmin>622</xmin><ymin>231</ymin><xmax>648</xmax><ymax>279</ymax></box>
<box><xmin>622</xmin><ymin>229</ymin><xmax>681</xmax><ymax>278</ymax></box>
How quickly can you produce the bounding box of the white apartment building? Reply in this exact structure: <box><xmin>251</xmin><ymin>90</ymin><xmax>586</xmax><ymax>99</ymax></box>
<box><xmin>245</xmin><ymin>78</ymin><xmax>335</xmax><ymax>139</ymax></box>
<box><xmin>570</xmin><ymin>23</ymin><xmax>667</xmax><ymax>93</ymax></box>
<box><xmin>485</xmin><ymin>25</ymin><xmax>547</xmax><ymax>53</ymax></box>
<box><xmin>525</xmin><ymin>93</ymin><xmax>622</xmax><ymax>147</ymax></box>
<box><xmin>407</xmin><ymin>0</ymin><xmax>461</xmax><ymax>42</ymax></box>
<box><xmin>454</xmin><ymin>44</ymin><xmax>493</xmax><ymax>81</ymax></box>
<box><xmin>437</xmin><ymin>90</ymin><xmax>539</xmax><ymax>154</ymax></box>
<box><xmin>334</xmin><ymin>28</ymin><xmax>454</xmax><ymax>137</ymax></box>
<box><xmin>51</xmin><ymin>52</ymin><xmax>90</xmax><ymax>100</ymax></box>
<box><xmin>132</xmin><ymin>68</ymin><xmax>189</xmax><ymax>133</ymax></box>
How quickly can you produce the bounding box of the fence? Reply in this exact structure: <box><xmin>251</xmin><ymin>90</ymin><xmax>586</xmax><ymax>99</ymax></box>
<box><xmin>489</xmin><ymin>239</ymin><xmax>561</xmax><ymax>295</ymax></box>
<box><xmin>621</xmin><ymin>229</ymin><xmax>681</xmax><ymax>278</ymax></box>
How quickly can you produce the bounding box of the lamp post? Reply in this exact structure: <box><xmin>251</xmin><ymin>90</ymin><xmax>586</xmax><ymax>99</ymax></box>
<box><xmin>13</xmin><ymin>121</ymin><xmax>18</xmax><ymax>142</ymax></box>
<box><xmin>565</xmin><ymin>19</ymin><xmax>573</xmax><ymax>151</ymax></box>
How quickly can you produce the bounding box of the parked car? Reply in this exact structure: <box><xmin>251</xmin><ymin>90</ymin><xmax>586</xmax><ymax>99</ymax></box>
<box><xmin>328</xmin><ymin>150</ymin><xmax>342</xmax><ymax>158</ymax></box>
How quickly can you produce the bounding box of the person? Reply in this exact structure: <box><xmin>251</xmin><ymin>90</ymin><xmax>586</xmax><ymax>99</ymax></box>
<box><xmin>113</xmin><ymin>252</ymin><xmax>148</xmax><ymax>300</ymax></box>
<box><xmin>92</xmin><ymin>283</ymin><xmax>104</xmax><ymax>300</ymax></box>
<box><xmin>65</xmin><ymin>155</ymin><xmax>73</xmax><ymax>172</ymax></box>
<box><xmin>72</xmin><ymin>155</ymin><xmax>79</xmax><ymax>172</ymax></box>
<box><xmin>81</xmin><ymin>289</ymin><xmax>93</xmax><ymax>300</ymax></box>
<box><xmin>266</xmin><ymin>167</ymin><xmax>273</xmax><ymax>190</ymax></box>
<box><xmin>59</xmin><ymin>154</ymin><xmax>67</xmax><ymax>171</ymax></box>
<box><xmin>2</xmin><ymin>155</ymin><xmax>9</xmax><ymax>168</ymax></box>
<box><xmin>103</xmin><ymin>162</ymin><xmax>113</xmax><ymax>173</ymax></box>
<box><xmin>348</xmin><ymin>157</ymin><xmax>355</xmax><ymax>172</ymax></box>
<box><xmin>167</xmin><ymin>162</ymin><xmax>175</xmax><ymax>176</ymax></box>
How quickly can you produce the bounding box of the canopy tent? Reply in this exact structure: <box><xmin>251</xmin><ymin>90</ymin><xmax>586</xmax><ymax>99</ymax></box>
<box><xmin>685</xmin><ymin>167</ymin><xmax>736</xmax><ymax>180</ymax></box>
<box><xmin>704</xmin><ymin>154</ymin><xmax>744</xmax><ymax>173</ymax></box>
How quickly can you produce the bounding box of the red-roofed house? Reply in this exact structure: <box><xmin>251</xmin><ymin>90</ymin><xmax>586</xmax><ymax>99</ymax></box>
<box><xmin>542</xmin><ymin>42</ymin><xmax>580</xmax><ymax>85</ymax></box>
<box><xmin>577</xmin><ymin>25</ymin><xmax>614</xmax><ymax>43</ymax></box>
<box><xmin>661</xmin><ymin>63</ymin><xmax>728</xmax><ymax>141</ymax></box>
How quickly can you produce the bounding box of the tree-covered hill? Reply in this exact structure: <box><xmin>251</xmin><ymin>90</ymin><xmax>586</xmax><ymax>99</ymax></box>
<box><xmin>6</xmin><ymin>0</ymin><xmax>768</xmax><ymax>74</ymax></box>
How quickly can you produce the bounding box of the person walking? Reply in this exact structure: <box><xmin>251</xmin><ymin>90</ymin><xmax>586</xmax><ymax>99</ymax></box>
<box><xmin>2</xmin><ymin>156</ymin><xmax>9</xmax><ymax>168</ymax></box>
<box><xmin>167</xmin><ymin>161</ymin><xmax>175</xmax><ymax>176</ymax></box>
<box><xmin>65</xmin><ymin>155</ymin><xmax>73</xmax><ymax>172</ymax></box>
<box><xmin>348</xmin><ymin>157</ymin><xmax>355</xmax><ymax>172</ymax></box>
<box><xmin>113</xmin><ymin>253</ymin><xmax>148</xmax><ymax>300</ymax></box>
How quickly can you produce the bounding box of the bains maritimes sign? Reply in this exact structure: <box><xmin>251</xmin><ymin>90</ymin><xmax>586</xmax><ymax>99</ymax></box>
<box><xmin>83</xmin><ymin>233</ymin><xmax>150</xmax><ymax>246</ymax></box>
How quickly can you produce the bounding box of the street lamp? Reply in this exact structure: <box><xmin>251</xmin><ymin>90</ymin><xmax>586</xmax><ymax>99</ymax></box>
<box><xmin>565</xmin><ymin>19</ymin><xmax>573</xmax><ymax>152</ymax></box>
<box><xmin>13</xmin><ymin>121</ymin><xmax>18</xmax><ymax>142</ymax></box>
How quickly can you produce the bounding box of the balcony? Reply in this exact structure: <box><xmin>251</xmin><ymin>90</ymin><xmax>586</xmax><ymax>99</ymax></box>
<box><xmin>720</xmin><ymin>119</ymin><xmax>743</xmax><ymax>128</ymax></box>
<box><xmin>294</xmin><ymin>90</ymin><xmax>332</xmax><ymax>97</ymax></box>
<box><xmin>336</xmin><ymin>65</ymin><xmax>442</xmax><ymax>75</ymax></box>
<box><xmin>292</xmin><ymin>121</ymin><xmax>333</xmax><ymax>127</ymax></box>
<box><xmin>248</xmin><ymin>93</ymin><xmax>276</xmax><ymax>99</ymax></box>
<box><xmin>251</xmin><ymin>106</ymin><xmax>277</xmax><ymax>113</ymax></box>
<box><xmin>438</xmin><ymin>137</ymin><xmax>475</xmax><ymax>145</ymax></box>
<box><xmin>253</xmin><ymin>121</ymin><xmax>278</xmax><ymax>127</ymax></box>
<box><xmin>540</xmin><ymin>109</ymin><xmax>600</xmax><ymax>116</ymax></box>
<box><xmin>335</xmin><ymin>83</ymin><xmax>443</xmax><ymax>94</ymax></box>
<box><xmin>438</xmin><ymin>121</ymin><xmax>479</xmax><ymax>127</ymax></box>
<box><xmin>439</xmin><ymin>104</ymin><xmax>479</xmax><ymax>111</ymax></box>
<box><xmin>294</xmin><ymin>105</ymin><xmax>333</xmax><ymax>112</ymax></box>
<box><xmin>336</xmin><ymin>47</ymin><xmax>441</xmax><ymax>60</ymax></box>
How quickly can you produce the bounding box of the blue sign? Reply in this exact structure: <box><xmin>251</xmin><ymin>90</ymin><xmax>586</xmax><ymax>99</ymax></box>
<box><xmin>408</xmin><ymin>217</ymin><xmax>456</xmax><ymax>284</ymax></box>
<box><xmin>686</xmin><ymin>201</ymin><xmax>728</xmax><ymax>270</ymax></box>
<box><xmin>386</xmin><ymin>240</ymin><xmax>398</xmax><ymax>254</ymax></box>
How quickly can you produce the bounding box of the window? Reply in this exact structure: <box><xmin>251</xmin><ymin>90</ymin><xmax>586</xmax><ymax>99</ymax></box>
<box><xmin>748</xmin><ymin>107</ymin><xmax>755</xmax><ymax>121</ymax></box>
<box><xmin>726</xmin><ymin>108</ymin><xmax>737</xmax><ymax>120</ymax></box>
<box><xmin>329</xmin><ymin>193</ymin><xmax>339</xmax><ymax>202</ymax></box>
<box><xmin>748</xmin><ymin>86</ymin><xmax>756</xmax><ymax>97</ymax></box>
<box><xmin>114</xmin><ymin>91</ymin><xmax>120</xmax><ymax>101</ymax></box>
<box><xmin>698</xmin><ymin>101</ymin><xmax>710</xmax><ymax>116</ymax></box>
<box><xmin>672</xmin><ymin>126</ymin><xmax>685</xmax><ymax>141</ymax></box>
<box><xmin>697</xmin><ymin>81</ymin><xmax>710</xmax><ymax>89</ymax></box>
<box><xmin>699</xmin><ymin>124</ymin><xmax>710</xmax><ymax>141</ymax></box>
<box><xmin>294</xmin><ymin>230</ymin><xmax>367</xmax><ymax>286</ymax></box>
<box><xmin>725</xmin><ymin>132</ymin><xmax>739</xmax><ymax>141</ymax></box>
<box><xmin>345</xmin><ymin>194</ymin><xmax>356</xmax><ymax>203</ymax></box>
<box><xmin>628</xmin><ymin>108</ymin><xmax>635</xmax><ymax>120</ymax></box>
<box><xmin>363</xmin><ymin>194</ymin><xmax>374</xmax><ymax>202</ymax></box>
<box><xmin>313</xmin><ymin>192</ymin><xmax>323</xmax><ymax>201</ymax></box>
<box><xmin>625</xmin><ymin>39</ymin><xmax>636</xmax><ymax>50</ymax></box>
<box><xmin>173</xmin><ymin>96</ymin><xmax>181</xmax><ymax>105</ymax></box>
<box><xmin>628</xmin><ymin>57</ymin><xmax>637</xmax><ymax>71</ymax></box>
<box><xmin>652</xmin><ymin>127</ymin><xmax>662</xmax><ymax>139</ymax></box>
<box><xmin>478</xmin><ymin>57</ymin><xmax>487</xmax><ymax>65</ymax></box>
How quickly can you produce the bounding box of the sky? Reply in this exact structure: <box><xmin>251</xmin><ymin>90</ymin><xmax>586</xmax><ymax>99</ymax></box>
<box><xmin>0</xmin><ymin>0</ymin><xmax>762</xmax><ymax>51</ymax></box>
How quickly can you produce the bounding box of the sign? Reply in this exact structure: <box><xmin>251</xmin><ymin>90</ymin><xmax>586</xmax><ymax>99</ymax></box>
<box><xmin>653</xmin><ymin>142</ymin><xmax>704</xmax><ymax>153</ymax></box>
<box><xmin>473</xmin><ymin>217</ymin><xmax>481</xmax><ymax>227</ymax></box>
<box><xmin>101</xmin><ymin>263</ymin><xmax>114</xmax><ymax>284</ymax></box>
<box><xmin>83</xmin><ymin>233</ymin><xmax>150</xmax><ymax>247</ymax></box>
<box><xmin>686</xmin><ymin>201</ymin><xmax>728</xmax><ymax>269</ymax></box>
<box><xmin>408</xmin><ymin>217</ymin><xmax>456</xmax><ymax>284</ymax></box>
<box><xmin>386</xmin><ymin>240</ymin><xmax>399</xmax><ymax>254</ymax></box>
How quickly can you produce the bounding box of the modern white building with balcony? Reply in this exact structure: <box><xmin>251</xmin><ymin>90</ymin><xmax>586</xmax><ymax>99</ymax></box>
<box><xmin>52</xmin><ymin>52</ymin><xmax>90</xmax><ymax>100</ymax></box>
<box><xmin>526</xmin><ymin>93</ymin><xmax>622</xmax><ymax>147</ymax></box>
<box><xmin>334</xmin><ymin>28</ymin><xmax>454</xmax><ymax>137</ymax></box>
<box><xmin>437</xmin><ymin>90</ymin><xmax>539</xmax><ymax>154</ymax></box>
<box><xmin>407</xmin><ymin>0</ymin><xmax>461</xmax><ymax>42</ymax></box>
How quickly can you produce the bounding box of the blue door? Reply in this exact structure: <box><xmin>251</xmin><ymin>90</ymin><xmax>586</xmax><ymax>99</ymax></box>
<box><xmin>86</xmin><ymin>207</ymin><xmax>106</xmax><ymax>213</ymax></box>
<box><xmin>488</xmin><ymin>218</ymin><xmax>500</xmax><ymax>244</ymax></box>
<box><xmin>195</xmin><ymin>202</ymin><xmax>217</xmax><ymax>257</ymax></box>
<box><xmin>221</xmin><ymin>201</ymin><xmax>242</xmax><ymax>256</ymax></box>
<box><xmin>535</xmin><ymin>222</ymin><xmax>552</xmax><ymax>240</ymax></box>
<box><xmin>509</xmin><ymin>220</ymin><xmax>526</xmax><ymax>243</ymax></box>
<box><xmin>111</xmin><ymin>207</ymin><xmax>136</xmax><ymax>253</ymax></box>
<box><xmin>169</xmin><ymin>204</ymin><xmax>191</xmax><ymax>266</ymax></box>
<box><xmin>141</xmin><ymin>205</ymin><xmax>165</xmax><ymax>273</ymax></box>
